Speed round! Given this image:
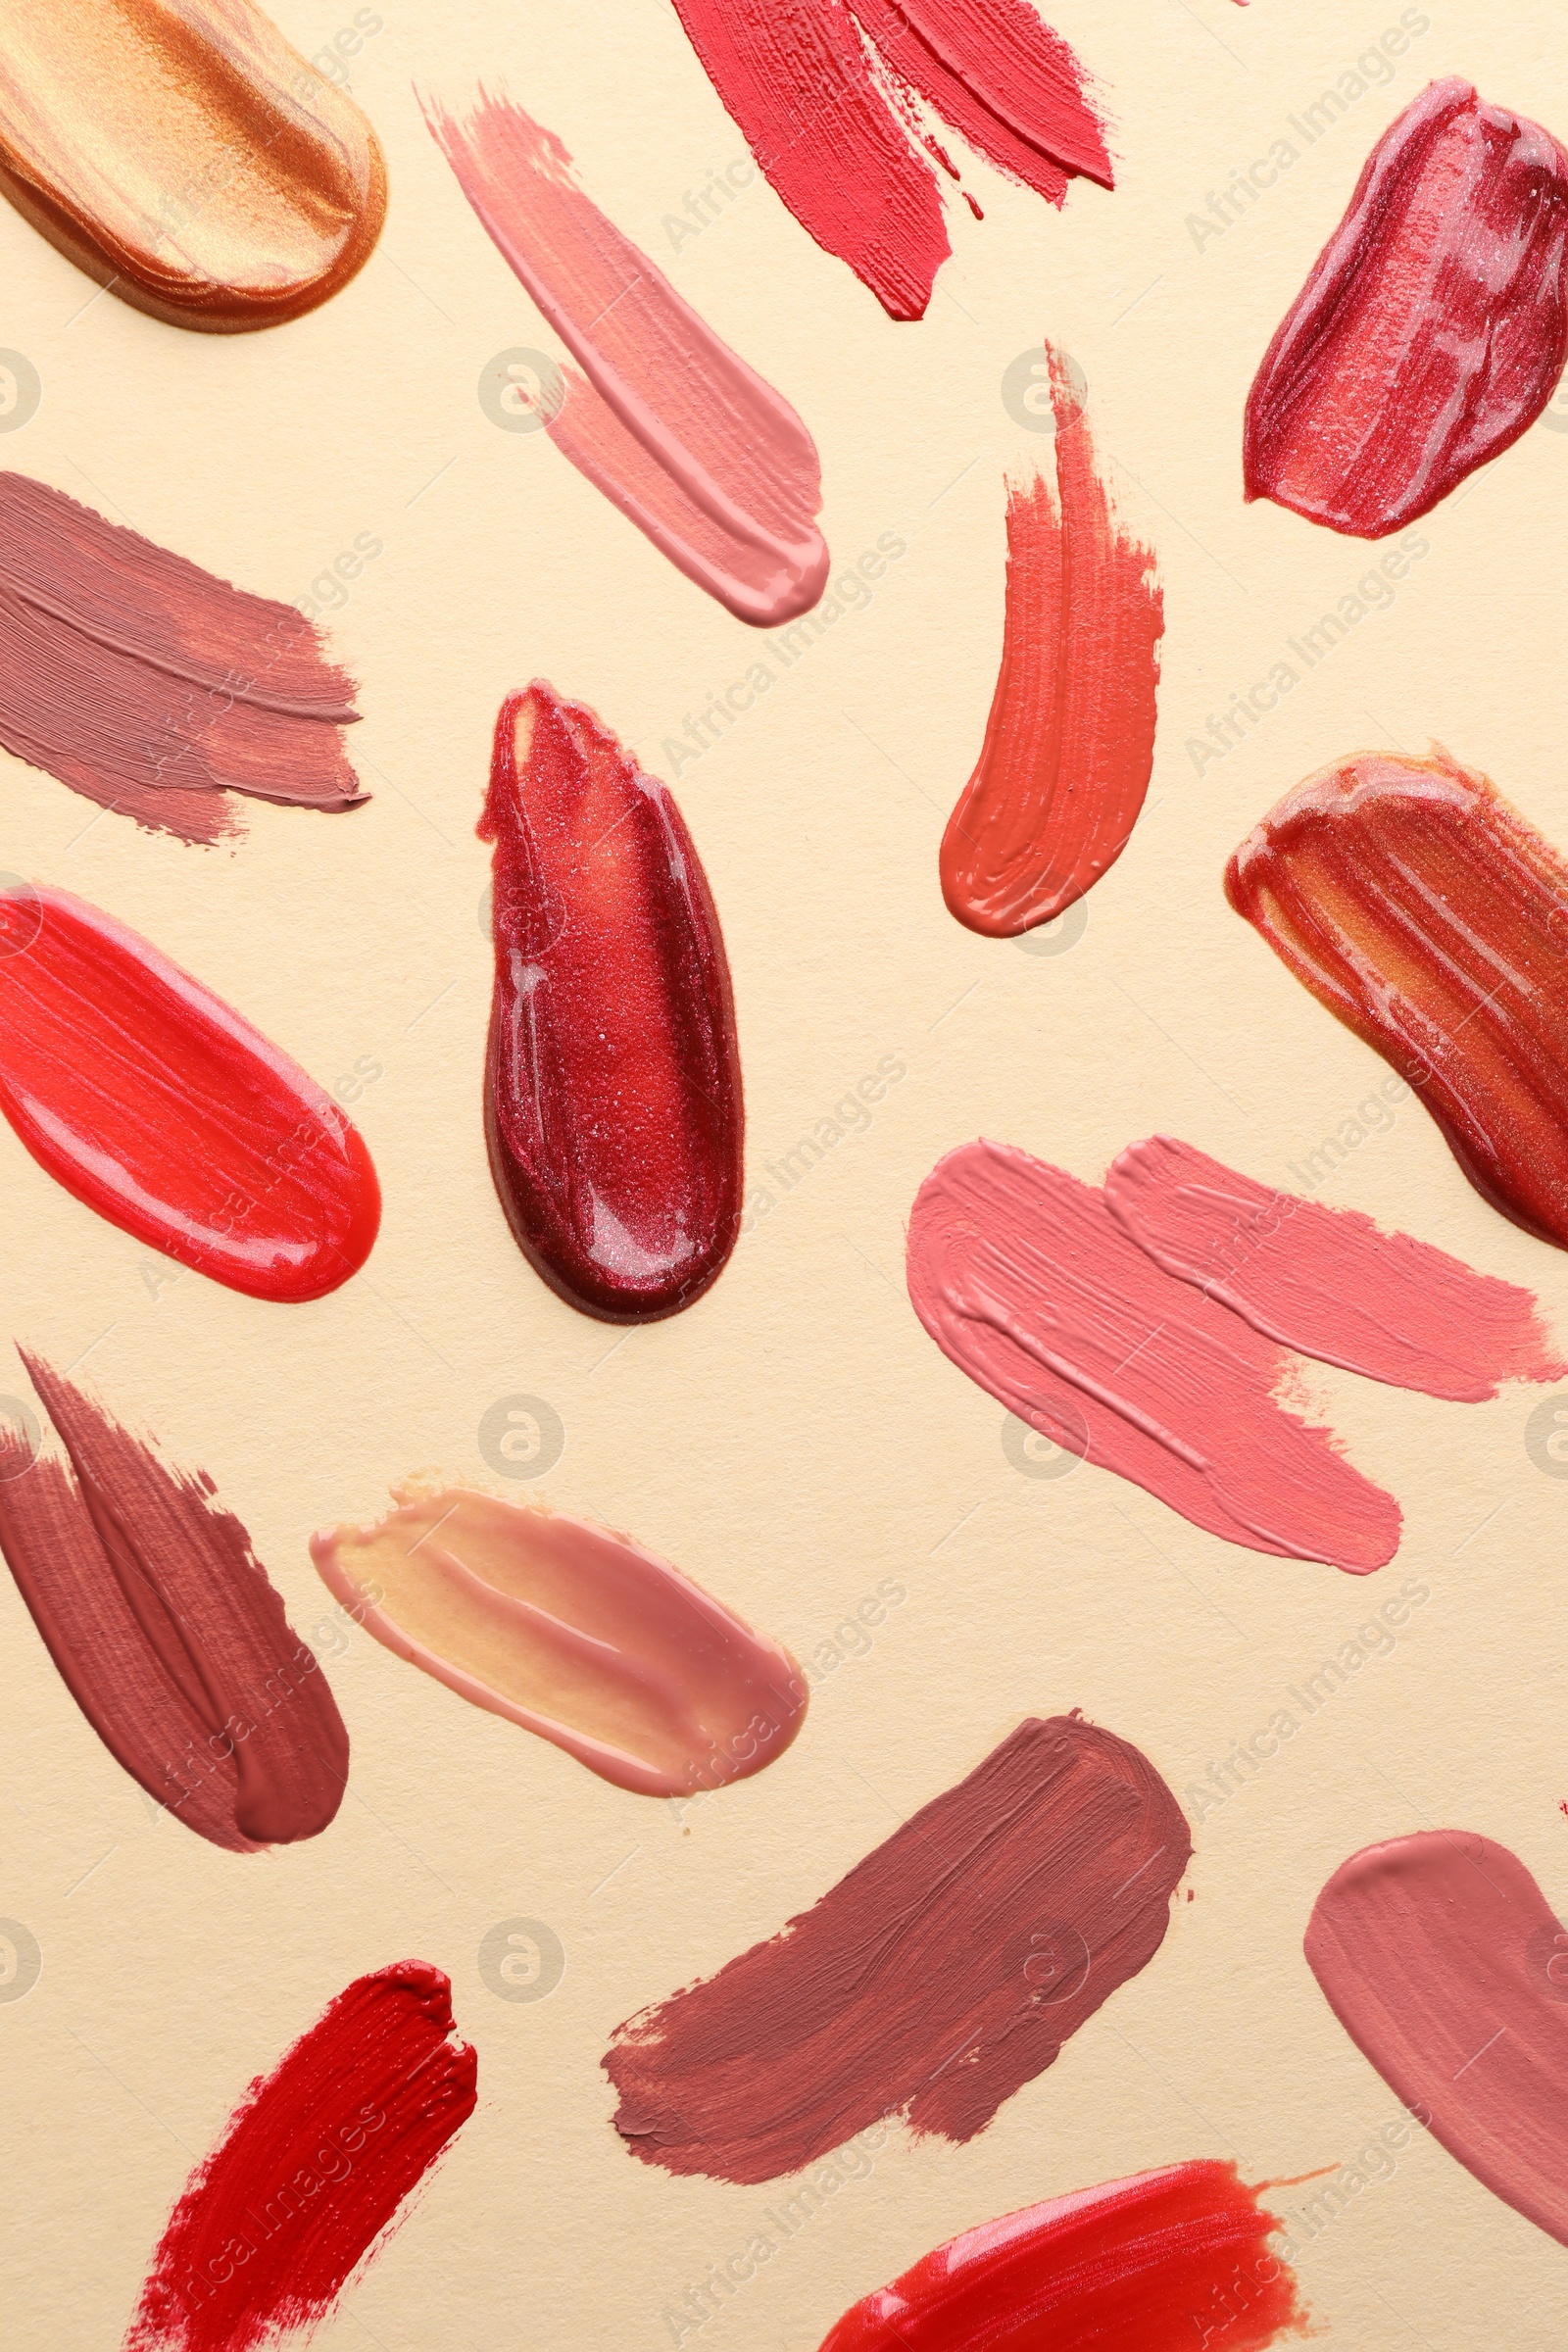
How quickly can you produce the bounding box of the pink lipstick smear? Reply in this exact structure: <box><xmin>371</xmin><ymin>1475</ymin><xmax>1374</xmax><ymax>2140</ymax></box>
<box><xmin>665</xmin><ymin>0</ymin><xmax>1111</xmax><ymax>319</ymax></box>
<box><xmin>605</xmin><ymin>1713</ymin><xmax>1191</xmax><ymax>2182</ymax></box>
<box><xmin>940</xmin><ymin>351</ymin><xmax>1162</xmax><ymax>937</ymax></box>
<box><xmin>1305</xmin><ymin>1832</ymin><xmax>1568</xmax><ymax>2247</ymax></box>
<box><xmin>0</xmin><ymin>1350</ymin><xmax>347</xmax><ymax>1850</ymax></box>
<box><xmin>1105</xmin><ymin>1137</ymin><xmax>1566</xmax><ymax>1403</ymax></box>
<box><xmin>1246</xmin><ymin>79</ymin><xmax>1568</xmax><ymax>536</ymax></box>
<box><xmin>423</xmin><ymin>90</ymin><xmax>827</xmax><ymax>624</ymax></box>
<box><xmin>311</xmin><ymin>1477</ymin><xmax>806</xmax><ymax>1798</ymax></box>
<box><xmin>906</xmin><ymin>1141</ymin><xmax>1400</xmax><ymax>1571</ymax></box>
<box><xmin>0</xmin><ymin>472</ymin><xmax>365</xmax><ymax>845</ymax></box>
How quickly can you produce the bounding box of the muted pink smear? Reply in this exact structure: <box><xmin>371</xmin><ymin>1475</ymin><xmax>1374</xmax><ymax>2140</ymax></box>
<box><xmin>667</xmin><ymin>0</ymin><xmax>1110</xmax><ymax>319</ymax></box>
<box><xmin>906</xmin><ymin>1140</ymin><xmax>1399</xmax><ymax>1571</ymax></box>
<box><xmin>1106</xmin><ymin>1137</ymin><xmax>1566</xmax><ymax>1404</ymax></box>
<box><xmin>0</xmin><ymin>472</ymin><xmax>364</xmax><ymax>846</ymax></box>
<box><xmin>422</xmin><ymin>89</ymin><xmax>827</xmax><ymax>625</ymax></box>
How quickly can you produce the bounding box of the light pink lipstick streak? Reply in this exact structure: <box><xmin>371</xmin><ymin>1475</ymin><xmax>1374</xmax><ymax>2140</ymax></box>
<box><xmin>421</xmin><ymin>90</ymin><xmax>828</xmax><ymax>626</ymax></box>
<box><xmin>1105</xmin><ymin>1137</ymin><xmax>1566</xmax><ymax>1403</ymax></box>
<box><xmin>906</xmin><ymin>1141</ymin><xmax>1400</xmax><ymax>1571</ymax></box>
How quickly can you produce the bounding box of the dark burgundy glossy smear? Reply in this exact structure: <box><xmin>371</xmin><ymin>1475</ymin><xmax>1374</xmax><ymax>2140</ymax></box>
<box><xmin>1226</xmin><ymin>747</ymin><xmax>1568</xmax><ymax>1250</ymax></box>
<box><xmin>0</xmin><ymin>1350</ymin><xmax>347</xmax><ymax>1849</ymax></box>
<box><xmin>605</xmin><ymin>1714</ymin><xmax>1191</xmax><ymax>2182</ymax></box>
<box><xmin>481</xmin><ymin>683</ymin><xmax>743</xmax><ymax>1323</ymax></box>
<box><xmin>0</xmin><ymin>882</ymin><xmax>378</xmax><ymax>1301</ymax></box>
<box><xmin>817</xmin><ymin>2162</ymin><xmax>1305</xmax><ymax>2352</ymax></box>
<box><xmin>1246</xmin><ymin>78</ymin><xmax>1568</xmax><ymax>536</ymax></box>
<box><xmin>126</xmin><ymin>1962</ymin><xmax>476</xmax><ymax>2352</ymax></box>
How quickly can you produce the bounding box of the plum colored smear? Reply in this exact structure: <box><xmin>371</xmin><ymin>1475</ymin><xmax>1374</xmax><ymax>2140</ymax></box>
<box><xmin>0</xmin><ymin>474</ymin><xmax>365</xmax><ymax>846</ymax></box>
<box><xmin>906</xmin><ymin>1141</ymin><xmax>1399</xmax><ymax>1571</ymax></box>
<box><xmin>940</xmin><ymin>354</ymin><xmax>1161</xmax><ymax>937</ymax></box>
<box><xmin>422</xmin><ymin>90</ymin><xmax>826</xmax><ymax>625</ymax></box>
<box><xmin>0</xmin><ymin>882</ymin><xmax>379</xmax><ymax>1301</ymax></box>
<box><xmin>0</xmin><ymin>1350</ymin><xmax>346</xmax><ymax>1850</ymax></box>
<box><xmin>817</xmin><ymin>2161</ymin><xmax>1304</xmax><ymax>2352</ymax></box>
<box><xmin>125</xmin><ymin>1962</ymin><xmax>476</xmax><ymax>2351</ymax></box>
<box><xmin>605</xmin><ymin>1714</ymin><xmax>1190</xmax><ymax>2182</ymax></box>
<box><xmin>1106</xmin><ymin>1137</ymin><xmax>1565</xmax><ymax>1403</ymax></box>
<box><xmin>312</xmin><ymin>1476</ymin><xmax>805</xmax><ymax>1798</ymax></box>
<box><xmin>0</xmin><ymin>0</ymin><xmax>385</xmax><ymax>331</ymax></box>
<box><xmin>666</xmin><ymin>0</ymin><xmax>1110</xmax><ymax>320</ymax></box>
<box><xmin>482</xmin><ymin>684</ymin><xmax>742</xmax><ymax>1323</ymax></box>
<box><xmin>1246</xmin><ymin>79</ymin><xmax>1568</xmax><ymax>536</ymax></box>
<box><xmin>1306</xmin><ymin>1832</ymin><xmax>1568</xmax><ymax>2247</ymax></box>
<box><xmin>1228</xmin><ymin>747</ymin><xmax>1568</xmax><ymax>1251</ymax></box>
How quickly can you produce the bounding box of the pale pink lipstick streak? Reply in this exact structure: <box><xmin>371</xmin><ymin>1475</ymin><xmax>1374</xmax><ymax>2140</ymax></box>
<box><xmin>421</xmin><ymin>90</ymin><xmax>828</xmax><ymax>626</ymax></box>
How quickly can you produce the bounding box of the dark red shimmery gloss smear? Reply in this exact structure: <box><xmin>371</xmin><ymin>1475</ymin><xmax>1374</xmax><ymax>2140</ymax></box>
<box><xmin>125</xmin><ymin>1962</ymin><xmax>476</xmax><ymax>2352</ymax></box>
<box><xmin>1245</xmin><ymin>77</ymin><xmax>1568</xmax><ymax>537</ymax></box>
<box><xmin>480</xmin><ymin>682</ymin><xmax>743</xmax><ymax>1323</ymax></box>
<box><xmin>0</xmin><ymin>882</ymin><xmax>378</xmax><ymax>1301</ymax></box>
<box><xmin>816</xmin><ymin>2161</ymin><xmax>1306</xmax><ymax>2352</ymax></box>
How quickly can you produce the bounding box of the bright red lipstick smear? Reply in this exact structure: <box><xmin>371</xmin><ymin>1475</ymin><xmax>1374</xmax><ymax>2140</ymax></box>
<box><xmin>0</xmin><ymin>883</ymin><xmax>378</xmax><ymax>1301</ymax></box>
<box><xmin>816</xmin><ymin>2162</ymin><xmax>1306</xmax><ymax>2352</ymax></box>
<box><xmin>1246</xmin><ymin>78</ymin><xmax>1568</xmax><ymax>536</ymax></box>
<box><xmin>480</xmin><ymin>683</ymin><xmax>743</xmax><ymax>1324</ymax></box>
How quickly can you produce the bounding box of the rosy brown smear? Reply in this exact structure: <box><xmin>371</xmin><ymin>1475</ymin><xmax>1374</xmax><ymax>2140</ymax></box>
<box><xmin>0</xmin><ymin>1349</ymin><xmax>347</xmax><ymax>1850</ymax></box>
<box><xmin>311</xmin><ymin>1477</ymin><xmax>806</xmax><ymax>1798</ymax></box>
<box><xmin>940</xmin><ymin>352</ymin><xmax>1162</xmax><ymax>937</ymax></box>
<box><xmin>1305</xmin><ymin>1832</ymin><xmax>1568</xmax><ymax>2248</ymax></box>
<box><xmin>1105</xmin><ymin>1136</ymin><xmax>1566</xmax><ymax>1403</ymax></box>
<box><xmin>0</xmin><ymin>473</ymin><xmax>365</xmax><ymax>845</ymax></box>
<box><xmin>422</xmin><ymin>90</ymin><xmax>827</xmax><ymax>626</ymax></box>
<box><xmin>604</xmin><ymin>1714</ymin><xmax>1191</xmax><ymax>2183</ymax></box>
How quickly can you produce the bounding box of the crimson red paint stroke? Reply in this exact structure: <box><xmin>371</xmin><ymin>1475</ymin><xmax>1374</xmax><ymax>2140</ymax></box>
<box><xmin>667</xmin><ymin>0</ymin><xmax>1110</xmax><ymax>319</ymax></box>
<box><xmin>482</xmin><ymin>684</ymin><xmax>742</xmax><ymax>1322</ymax></box>
<box><xmin>817</xmin><ymin>2161</ymin><xmax>1305</xmax><ymax>2352</ymax></box>
<box><xmin>0</xmin><ymin>882</ymin><xmax>378</xmax><ymax>1300</ymax></box>
<box><xmin>126</xmin><ymin>1962</ymin><xmax>475</xmax><ymax>2352</ymax></box>
<box><xmin>1246</xmin><ymin>79</ymin><xmax>1568</xmax><ymax>537</ymax></box>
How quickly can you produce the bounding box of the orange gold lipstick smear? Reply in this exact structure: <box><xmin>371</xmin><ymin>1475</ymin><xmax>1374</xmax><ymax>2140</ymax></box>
<box><xmin>0</xmin><ymin>0</ymin><xmax>387</xmax><ymax>331</ymax></box>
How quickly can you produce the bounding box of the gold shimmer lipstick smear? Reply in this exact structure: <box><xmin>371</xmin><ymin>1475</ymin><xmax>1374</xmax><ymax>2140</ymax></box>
<box><xmin>0</xmin><ymin>0</ymin><xmax>387</xmax><ymax>331</ymax></box>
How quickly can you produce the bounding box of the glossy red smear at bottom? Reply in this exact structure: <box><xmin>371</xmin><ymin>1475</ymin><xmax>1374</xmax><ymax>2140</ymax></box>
<box><xmin>481</xmin><ymin>684</ymin><xmax>743</xmax><ymax>1322</ymax></box>
<box><xmin>125</xmin><ymin>1962</ymin><xmax>476</xmax><ymax>2352</ymax></box>
<box><xmin>818</xmin><ymin>2161</ymin><xmax>1305</xmax><ymax>2352</ymax></box>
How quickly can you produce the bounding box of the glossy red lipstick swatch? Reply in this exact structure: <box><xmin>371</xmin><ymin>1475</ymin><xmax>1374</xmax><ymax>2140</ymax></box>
<box><xmin>1245</xmin><ymin>79</ymin><xmax>1568</xmax><ymax>536</ymax></box>
<box><xmin>941</xmin><ymin>355</ymin><xmax>1162</xmax><ymax>936</ymax></box>
<box><xmin>481</xmin><ymin>685</ymin><xmax>743</xmax><ymax>1323</ymax></box>
<box><xmin>126</xmin><ymin>1962</ymin><xmax>476</xmax><ymax>2352</ymax></box>
<box><xmin>1226</xmin><ymin>748</ymin><xmax>1568</xmax><ymax>1251</ymax></box>
<box><xmin>423</xmin><ymin>92</ymin><xmax>827</xmax><ymax>626</ymax></box>
<box><xmin>0</xmin><ymin>1350</ymin><xmax>347</xmax><ymax>1850</ymax></box>
<box><xmin>1305</xmin><ymin>1833</ymin><xmax>1568</xmax><ymax>2248</ymax></box>
<box><xmin>0</xmin><ymin>883</ymin><xmax>379</xmax><ymax>1300</ymax></box>
<box><xmin>605</xmin><ymin>1714</ymin><xmax>1191</xmax><ymax>2182</ymax></box>
<box><xmin>817</xmin><ymin>2162</ymin><xmax>1304</xmax><ymax>2352</ymax></box>
<box><xmin>667</xmin><ymin>0</ymin><xmax>1111</xmax><ymax>319</ymax></box>
<box><xmin>1106</xmin><ymin>1137</ymin><xmax>1566</xmax><ymax>1402</ymax></box>
<box><xmin>906</xmin><ymin>1141</ymin><xmax>1399</xmax><ymax>1571</ymax></box>
<box><xmin>0</xmin><ymin>473</ymin><xmax>366</xmax><ymax>846</ymax></box>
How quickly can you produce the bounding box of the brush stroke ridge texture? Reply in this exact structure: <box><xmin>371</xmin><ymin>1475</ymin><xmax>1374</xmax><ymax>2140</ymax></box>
<box><xmin>126</xmin><ymin>1962</ymin><xmax>476</xmax><ymax>2351</ymax></box>
<box><xmin>311</xmin><ymin>1477</ymin><xmax>806</xmax><ymax>1797</ymax></box>
<box><xmin>605</xmin><ymin>1714</ymin><xmax>1191</xmax><ymax>2182</ymax></box>
<box><xmin>1305</xmin><ymin>1832</ymin><xmax>1568</xmax><ymax>2248</ymax></box>
<box><xmin>0</xmin><ymin>473</ymin><xmax>365</xmax><ymax>844</ymax></box>
<box><xmin>940</xmin><ymin>353</ymin><xmax>1161</xmax><ymax>936</ymax></box>
<box><xmin>0</xmin><ymin>1350</ymin><xmax>347</xmax><ymax>1850</ymax></box>
<box><xmin>665</xmin><ymin>0</ymin><xmax>1111</xmax><ymax>319</ymax></box>
<box><xmin>906</xmin><ymin>1140</ymin><xmax>1400</xmax><ymax>1570</ymax></box>
<box><xmin>1227</xmin><ymin>746</ymin><xmax>1568</xmax><ymax>1250</ymax></box>
<box><xmin>423</xmin><ymin>90</ymin><xmax>827</xmax><ymax>624</ymax></box>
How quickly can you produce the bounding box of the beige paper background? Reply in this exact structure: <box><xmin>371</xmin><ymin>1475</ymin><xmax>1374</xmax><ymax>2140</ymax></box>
<box><xmin>3</xmin><ymin>0</ymin><xmax>1567</xmax><ymax>2343</ymax></box>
